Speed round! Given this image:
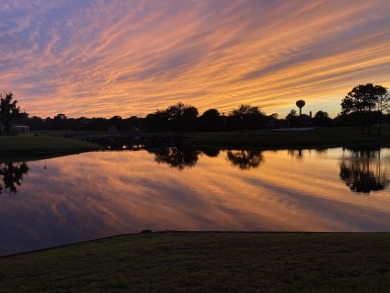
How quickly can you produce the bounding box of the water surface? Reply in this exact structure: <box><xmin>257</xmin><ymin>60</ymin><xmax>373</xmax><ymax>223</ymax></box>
<box><xmin>1</xmin><ymin>147</ymin><xmax>390</xmax><ymax>256</ymax></box>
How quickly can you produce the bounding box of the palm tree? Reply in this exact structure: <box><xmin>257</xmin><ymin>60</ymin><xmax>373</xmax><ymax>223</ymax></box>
<box><xmin>296</xmin><ymin>100</ymin><xmax>305</xmax><ymax>116</ymax></box>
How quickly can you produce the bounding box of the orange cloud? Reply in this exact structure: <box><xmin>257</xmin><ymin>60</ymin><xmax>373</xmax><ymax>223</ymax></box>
<box><xmin>0</xmin><ymin>0</ymin><xmax>389</xmax><ymax>118</ymax></box>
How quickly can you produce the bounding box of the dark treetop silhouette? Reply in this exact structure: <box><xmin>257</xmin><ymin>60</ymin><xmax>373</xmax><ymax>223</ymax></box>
<box><xmin>230</xmin><ymin>104</ymin><xmax>266</xmax><ymax>133</ymax></box>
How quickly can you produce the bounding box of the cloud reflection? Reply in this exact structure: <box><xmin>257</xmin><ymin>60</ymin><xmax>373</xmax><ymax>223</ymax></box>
<box><xmin>1</xmin><ymin>149</ymin><xmax>390</xmax><ymax>255</ymax></box>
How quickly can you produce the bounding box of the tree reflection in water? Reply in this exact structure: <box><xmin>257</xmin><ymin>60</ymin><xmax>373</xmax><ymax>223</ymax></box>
<box><xmin>339</xmin><ymin>148</ymin><xmax>390</xmax><ymax>193</ymax></box>
<box><xmin>0</xmin><ymin>162</ymin><xmax>29</xmax><ymax>194</ymax></box>
<box><xmin>287</xmin><ymin>149</ymin><xmax>303</xmax><ymax>159</ymax></box>
<box><xmin>199</xmin><ymin>147</ymin><xmax>220</xmax><ymax>158</ymax></box>
<box><xmin>226</xmin><ymin>150</ymin><xmax>263</xmax><ymax>170</ymax></box>
<box><xmin>148</xmin><ymin>146</ymin><xmax>200</xmax><ymax>171</ymax></box>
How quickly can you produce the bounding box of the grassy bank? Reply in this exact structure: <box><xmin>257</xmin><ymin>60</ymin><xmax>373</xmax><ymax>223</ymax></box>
<box><xmin>187</xmin><ymin>127</ymin><xmax>390</xmax><ymax>149</ymax></box>
<box><xmin>1</xmin><ymin>127</ymin><xmax>390</xmax><ymax>161</ymax></box>
<box><xmin>0</xmin><ymin>135</ymin><xmax>100</xmax><ymax>161</ymax></box>
<box><xmin>0</xmin><ymin>232</ymin><xmax>389</xmax><ymax>292</ymax></box>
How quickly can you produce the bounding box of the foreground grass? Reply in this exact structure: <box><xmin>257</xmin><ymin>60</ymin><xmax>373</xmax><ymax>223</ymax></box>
<box><xmin>0</xmin><ymin>232</ymin><xmax>389</xmax><ymax>292</ymax></box>
<box><xmin>187</xmin><ymin>127</ymin><xmax>390</xmax><ymax>149</ymax></box>
<box><xmin>0</xmin><ymin>135</ymin><xmax>100</xmax><ymax>161</ymax></box>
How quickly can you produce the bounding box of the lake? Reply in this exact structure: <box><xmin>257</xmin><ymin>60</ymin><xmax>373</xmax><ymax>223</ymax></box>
<box><xmin>1</xmin><ymin>146</ymin><xmax>390</xmax><ymax>256</ymax></box>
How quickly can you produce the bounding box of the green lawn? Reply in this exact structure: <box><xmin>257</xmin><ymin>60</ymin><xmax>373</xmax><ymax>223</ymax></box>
<box><xmin>0</xmin><ymin>135</ymin><xmax>100</xmax><ymax>161</ymax></box>
<box><xmin>0</xmin><ymin>232</ymin><xmax>389</xmax><ymax>292</ymax></box>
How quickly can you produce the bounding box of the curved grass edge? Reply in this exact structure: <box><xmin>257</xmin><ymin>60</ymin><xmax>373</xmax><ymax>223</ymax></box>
<box><xmin>0</xmin><ymin>135</ymin><xmax>101</xmax><ymax>161</ymax></box>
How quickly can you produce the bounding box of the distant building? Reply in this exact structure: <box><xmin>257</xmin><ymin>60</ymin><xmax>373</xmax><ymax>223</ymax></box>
<box><xmin>0</xmin><ymin>125</ymin><xmax>30</xmax><ymax>135</ymax></box>
<box><xmin>11</xmin><ymin>125</ymin><xmax>30</xmax><ymax>135</ymax></box>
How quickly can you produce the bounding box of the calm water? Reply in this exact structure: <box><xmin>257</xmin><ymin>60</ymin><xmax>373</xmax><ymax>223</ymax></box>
<box><xmin>1</xmin><ymin>147</ymin><xmax>390</xmax><ymax>256</ymax></box>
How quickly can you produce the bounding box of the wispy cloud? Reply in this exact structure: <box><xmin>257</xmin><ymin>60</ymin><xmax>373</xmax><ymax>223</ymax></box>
<box><xmin>0</xmin><ymin>0</ymin><xmax>389</xmax><ymax>118</ymax></box>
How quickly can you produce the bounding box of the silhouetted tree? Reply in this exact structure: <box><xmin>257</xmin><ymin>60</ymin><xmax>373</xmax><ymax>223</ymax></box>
<box><xmin>144</xmin><ymin>110</ymin><xmax>168</xmax><ymax>131</ymax></box>
<box><xmin>375</xmin><ymin>87</ymin><xmax>390</xmax><ymax>135</ymax></box>
<box><xmin>198</xmin><ymin>109</ymin><xmax>221</xmax><ymax>131</ymax></box>
<box><xmin>88</xmin><ymin>117</ymin><xmax>110</xmax><ymax>131</ymax></box>
<box><xmin>51</xmin><ymin>113</ymin><xmax>68</xmax><ymax>130</ymax></box>
<box><xmin>181</xmin><ymin>105</ymin><xmax>198</xmax><ymax>131</ymax></box>
<box><xmin>126</xmin><ymin>116</ymin><xmax>142</xmax><ymax>131</ymax></box>
<box><xmin>145</xmin><ymin>102</ymin><xmax>198</xmax><ymax>132</ymax></box>
<box><xmin>285</xmin><ymin>109</ymin><xmax>299</xmax><ymax>127</ymax></box>
<box><xmin>165</xmin><ymin>102</ymin><xmax>198</xmax><ymax>131</ymax></box>
<box><xmin>230</xmin><ymin>104</ymin><xmax>265</xmax><ymax>132</ymax></box>
<box><xmin>109</xmin><ymin>115</ymin><xmax>124</xmax><ymax>130</ymax></box>
<box><xmin>313</xmin><ymin>110</ymin><xmax>332</xmax><ymax>126</ymax></box>
<box><xmin>0</xmin><ymin>92</ymin><xmax>21</xmax><ymax>135</ymax></box>
<box><xmin>226</xmin><ymin>150</ymin><xmax>263</xmax><ymax>170</ymax></box>
<box><xmin>26</xmin><ymin>116</ymin><xmax>44</xmax><ymax>131</ymax></box>
<box><xmin>341</xmin><ymin>83</ymin><xmax>387</xmax><ymax>134</ymax></box>
<box><xmin>296</xmin><ymin>100</ymin><xmax>305</xmax><ymax>116</ymax></box>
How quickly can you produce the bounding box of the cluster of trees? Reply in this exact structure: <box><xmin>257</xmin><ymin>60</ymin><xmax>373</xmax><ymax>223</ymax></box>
<box><xmin>1</xmin><ymin>83</ymin><xmax>389</xmax><ymax>135</ymax></box>
<box><xmin>339</xmin><ymin>83</ymin><xmax>389</xmax><ymax>134</ymax></box>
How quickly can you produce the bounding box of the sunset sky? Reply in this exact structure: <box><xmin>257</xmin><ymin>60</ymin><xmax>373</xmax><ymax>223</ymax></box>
<box><xmin>0</xmin><ymin>0</ymin><xmax>389</xmax><ymax>119</ymax></box>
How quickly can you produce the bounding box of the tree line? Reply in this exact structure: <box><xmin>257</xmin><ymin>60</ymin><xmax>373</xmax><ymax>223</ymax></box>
<box><xmin>21</xmin><ymin>103</ymin><xmax>334</xmax><ymax>132</ymax></box>
<box><xmin>0</xmin><ymin>83</ymin><xmax>389</xmax><ymax>134</ymax></box>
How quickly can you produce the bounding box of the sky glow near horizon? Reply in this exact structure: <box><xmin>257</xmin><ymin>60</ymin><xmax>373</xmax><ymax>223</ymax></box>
<box><xmin>0</xmin><ymin>0</ymin><xmax>389</xmax><ymax>119</ymax></box>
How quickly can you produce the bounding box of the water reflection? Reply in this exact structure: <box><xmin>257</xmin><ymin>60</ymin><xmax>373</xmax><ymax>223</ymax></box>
<box><xmin>1</xmin><ymin>148</ymin><xmax>390</xmax><ymax>256</ymax></box>
<box><xmin>146</xmin><ymin>146</ymin><xmax>222</xmax><ymax>170</ymax></box>
<box><xmin>287</xmin><ymin>148</ymin><xmax>328</xmax><ymax>159</ymax></box>
<box><xmin>199</xmin><ymin>147</ymin><xmax>220</xmax><ymax>158</ymax></box>
<box><xmin>287</xmin><ymin>149</ymin><xmax>303</xmax><ymax>159</ymax></box>
<box><xmin>339</xmin><ymin>148</ymin><xmax>390</xmax><ymax>193</ymax></box>
<box><xmin>0</xmin><ymin>162</ymin><xmax>29</xmax><ymax>194</ymax></box>
<box><xmin>146</xmin><ymin>147</ymin><xmax>265</xmax><ymax>171</ymax></box>
<box><xmin>148</xmin><ymin>146</ymin><xmax>200</xmax><ymax>170</ymax></box>
<box><xmin>226</xmin><ymin>150</ymin><xmax>264</xmax><ymax>170</ymax></box>
<box><xmin>2</xmin><ymin>146</ymin><xmax>390</xmax><ymax>195</ymax></box>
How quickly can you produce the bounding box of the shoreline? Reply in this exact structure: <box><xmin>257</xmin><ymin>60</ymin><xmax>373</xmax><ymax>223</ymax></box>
<box><xmin>1</xmin><ymin>230</ymin><xmax>388</xmax><ymax>259</ymax></box>
<box><xmin>1</xmin><ymin>127</ymin><xmax>390</xmax><ymax>161</ymax></box>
